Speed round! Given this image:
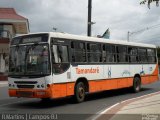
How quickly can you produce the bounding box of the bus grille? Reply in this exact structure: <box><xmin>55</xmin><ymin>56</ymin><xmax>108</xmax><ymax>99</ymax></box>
<box><xmin>17</xmin><ymin>85</ymin><xmax>34</xmax><ymax>89</ymax></box>
<box><xmin>14</xmin><ymin>81</ymin><xmax>36</xmax><ymax>89</ymax></box>
<box><xmin>14</xmin><ymin>81</ymin><xmax>37</xmax><ymax>84</ymax></box>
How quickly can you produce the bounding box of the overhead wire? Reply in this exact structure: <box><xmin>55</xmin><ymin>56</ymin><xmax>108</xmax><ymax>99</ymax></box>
<box><xmin>130</xmin><ymin>23</ymin><xmax>160</xmax><ymax>36</ymax></box>
<box><xmin>129</xmin><ymin>23</ymin><xmax>160</xmax><ymax>43</ymax></box>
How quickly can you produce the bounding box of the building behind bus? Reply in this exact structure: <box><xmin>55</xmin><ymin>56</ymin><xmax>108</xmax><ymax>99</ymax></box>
<box><xmin>0</xmin><ymin>8</ymin><xmax>29</xmax><ymax>81</ymax></box>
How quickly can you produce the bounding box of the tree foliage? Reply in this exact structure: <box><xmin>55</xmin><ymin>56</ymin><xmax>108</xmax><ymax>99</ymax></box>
<box><xmin>140</xmin><ymin>0</ymin><xmax>159</xmax><ymax>8</ymax></box>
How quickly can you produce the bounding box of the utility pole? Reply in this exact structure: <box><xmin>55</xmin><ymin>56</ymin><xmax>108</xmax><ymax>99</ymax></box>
<box><xmin>87</xmin><ymin>0</ymin><xmax>92</xmax><ymax>36</ymax></box>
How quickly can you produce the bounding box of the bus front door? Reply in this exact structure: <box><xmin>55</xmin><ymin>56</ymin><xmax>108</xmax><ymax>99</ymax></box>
<box><xmin>51</xmin><ymin>39</ymin><xmax>71</xmax><ymax>97</ymax></box>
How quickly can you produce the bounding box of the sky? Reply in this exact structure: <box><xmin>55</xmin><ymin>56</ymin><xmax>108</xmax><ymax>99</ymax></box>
<box><xmin>0</xmin><ymin>0</ymin><xmax>160</xmax><ymax>45</ymax></box>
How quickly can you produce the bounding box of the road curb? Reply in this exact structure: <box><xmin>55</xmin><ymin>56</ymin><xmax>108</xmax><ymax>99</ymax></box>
<box><xmin>91</xmin><ymin>91</ymin><xmax>160</xmax><ymax>120</ymax></box>
<box><xmin>88</xmin><ymin>103</ymin><xmax>120</xmax><ymax>120</ymax></box>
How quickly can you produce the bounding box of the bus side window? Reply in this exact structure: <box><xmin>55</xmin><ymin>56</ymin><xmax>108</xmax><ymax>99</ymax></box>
<box><xmin>87</xmin><ymin>43</ymin><xmax>102</xmax><ymax>63</ymax></box>
<box><xmin>52</xmin><ymin>45</ymin><xmax>59</xmax><ymax>63</ymax></box>
<box><xmin>147</xmin><ymin>48</ymin><xmax>156</xmax><ymax>63</ymax></box>
<box><xmin>138</xmin><ymin>48</ymin><xmax>147</xmax><ymax>63</ymax></box>
<box><xmin>128</xmin><ymin>47</ymin><xmax>138</xmax><ymax>63</ymax></box>
<box><xmin>52</xmin><ymin>44</ymin><xmax>69</xmax><ymax>74</ymax></box>
<box><xmin>71</xmin><ymin>41</ymin><xmax>86</xmax><ymax>63</ymax></box>
<box><xmin>52</xmin><ymin>45</ymin><xmax>69</xmax><ymax>63</ymax></box>
<box><xmin>117</xmin><ymin>46</ymin><xmax>127</xmax><ymax>63</ymax></box>
<box><xmin>102</xmin><ymin>44</ymin><xmax>106</xmax><ymax>62</ymax></box>
<box><xmin>59</xmin><ymin>46</ymin><xmax>69</xmax><ymax>63</ymax></box>
<box><xmin>106</xmin><ymin>45</ymin><xmax>116</xmax><ymax>63</ymax></box>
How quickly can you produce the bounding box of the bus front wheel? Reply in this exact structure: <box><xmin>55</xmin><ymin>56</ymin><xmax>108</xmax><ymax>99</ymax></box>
<box><xmin>132</xmin><ymin>77</ymin><xmax>141</xmax><ymax>93</ymax></box>
<box><xmin>74</xmin><ymin>82</ymin><xmax>86</xmax><ymax>103</ymax></box>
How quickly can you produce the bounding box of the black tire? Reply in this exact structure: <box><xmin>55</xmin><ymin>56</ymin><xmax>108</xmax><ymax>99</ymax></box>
<box><xmin>132</xmin><ymin>77</ymin><xmax>141</xmax><ymax>93</ymax></box>
<box><xmin>74</xmin><ymin>82</ymin><xmax>86</xmax><ymax>103</ymax></box>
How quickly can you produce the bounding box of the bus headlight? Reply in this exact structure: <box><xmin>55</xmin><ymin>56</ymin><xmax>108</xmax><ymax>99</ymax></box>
<box><xmin>41</xmin><ymin>84</ymin><xmax>44</xmax><ymax>88</ymax></box>
<box><xmin>9</xmin><ymin>84</ymin><xmax>15</xmax><ymax>88</ymax></box>
<box><xmin>37</xmin><ymin>84</ymin><xmax>45</xmax><ymax>88</ymax></box>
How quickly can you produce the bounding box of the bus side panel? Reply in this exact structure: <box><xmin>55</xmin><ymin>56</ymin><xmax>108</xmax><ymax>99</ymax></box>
<box><xmin>89</xmin><ymin>78</ymin><xmax>133</xmax><ymax>93</ymax></box>
<box><xmin>149</xmin><ymin>64</ymin><xmax>159</xmax><ymax>83</ymax></box>
<box><xmin>141</xmin><ymin>76</ymin><xmax>150</xmax><ymax>85</ymax></box>
<box><xmin>103</xmin><ymin>64</ymin><xmax>131</xmax><ymax>89</ymax></box>
<box><xmin>66</xmin><ymin>82</ymin><xmax>75</xmax><ymax>96</ymax></box>
<box><xmin>152</xmin><ymin>64</ymin><xmax>159</xmax><ymax>75</ymax></box>
<box><xmin>117</xmin><ymin>78</ymin><xmax>130</xmax><ymax>89</ymax></box>
<box><xmin>48</xmin><ymin>82</ymin><xmax>75</xmax><ymax>98</ymax></box>
<box><xmin>71</xmin><ymin>65</ymin><xmax>104</xmax><ymax>92</ymax></box>
<box><xmin>89</xmin><ymin>79</ymin><xmax>118</xmax><ymax>92</ymax></box>
<box><xmin>49</xmin><ymin>84</ymin><xmax>67</xmax><ymax>98</ymax></box>
<box><xmin>141</xmin><ymin>64</ymin><xmax>159</xmax><ymax>85</ymax></box>
<box><xmin>149</xmin><ymin>75</ymin><xmax>159</xmax><ymax>83</ymax></box>
<box><xmin>141</xmin><ymin>64</ymin><xmax>149</xmax><ymax>85</ymax></box>
<box><xmin>141</xmin><ymin>75</ymin><xmax>158</xmax><ymax>85</ymax></box>
<box><xmin>128</xmin><ymin>78</ymin><xmax>134</xmax><ymax>87</ymax></box>
<box><xmin>47</xmin><ymin>64</ymin><xmax>159</xmax><ymax>99</ymax></box>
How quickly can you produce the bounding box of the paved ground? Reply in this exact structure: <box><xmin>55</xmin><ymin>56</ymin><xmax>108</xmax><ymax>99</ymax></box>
<box><xmin>0</xmin><ymin>81</ymin><xmax>160</xmax><ymax>120</ymax></box>
<box><xmin>117</xmin><ymin>93</ymin><xmax>160</xmax><ymax>114</ymax></box>
<box><xmin>0</xmin><ymin>81</ymin><xmax>7</xmax><ymax>87</ymax></box>
<box><xmin>96</xmin><ymin>91</ymin><xmax>160</xmax><ymax>120</ymax></box>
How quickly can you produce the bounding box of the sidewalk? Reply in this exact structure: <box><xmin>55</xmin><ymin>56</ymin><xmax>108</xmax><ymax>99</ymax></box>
<box><xmin>0</xmin><ymin>81</ymin><xmax>8</xmax><ymax>87</ymax></box>
<box><xmin>96</xmin><ymin>91</ymin><xmax>160</xmax><ymax>120</ymax></box>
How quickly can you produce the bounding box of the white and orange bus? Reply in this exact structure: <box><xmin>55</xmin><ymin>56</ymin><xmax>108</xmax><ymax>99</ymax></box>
<box><xmin>8</xmin><ymin>32</ymin><xmax>159</xmax><ymax>102</ymax></box>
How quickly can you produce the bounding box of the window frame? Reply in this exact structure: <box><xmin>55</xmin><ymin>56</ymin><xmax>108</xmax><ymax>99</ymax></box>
<box><xmin>51</xmin><ymin>37</ymin><xmax>157</xmax><ymax>65</ymax></box>
<box><xmin>128</xmin><ymin>47</ymin><xmax>138</xmax><ymax>63</ymax></box>
<box><xmin>138</xmin><ymin>48</ymin><xmax>148</xmax><ymax>63</ymax></box>
<box><xmin>147</xmin><ymin>48</ymin><xmax>157</xmax><ymax>63</ymax></box>
<box><xmin>116</xmin><ymin>45</ymin><xmax>128</xmax><ymax>63</ymax></box>
<box><xmin>104</xmin><ymin>44</ymin><xmax>117</xmax><ymax>63</ymax></box>
<box><xmin>71</xmin><ymin>41</ymin><xmax>87</xmax><ymax>63</ymax></box>
<box><xmin>87</xmin><ymin>42</ymin><xmax>102</xmax><ymax>63</ymax></box>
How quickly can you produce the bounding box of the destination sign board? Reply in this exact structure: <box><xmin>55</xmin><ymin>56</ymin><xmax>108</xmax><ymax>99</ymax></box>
<box><xmin>11</xmin><ymin>34</ymin><xmax>48</xmax><ymax>45</ymax></box>
<box><xmin>23</xmin><ymin>37</ymin><xmax>42</xmax><ymax>44</ymax></box>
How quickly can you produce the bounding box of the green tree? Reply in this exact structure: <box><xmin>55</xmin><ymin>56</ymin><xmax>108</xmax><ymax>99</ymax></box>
<box><xmin>140</xmin><ymin>0</ymin><xmax>159</xmax><ymax>8</ymax></box>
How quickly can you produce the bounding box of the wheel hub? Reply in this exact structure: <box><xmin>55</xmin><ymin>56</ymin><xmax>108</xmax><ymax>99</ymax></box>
<box><xmin>78</xmin><ymin>87</ymin><xmax>84</xmax><ymax>98</ymax></box>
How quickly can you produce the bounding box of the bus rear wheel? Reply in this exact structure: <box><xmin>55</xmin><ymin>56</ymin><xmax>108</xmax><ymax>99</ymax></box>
<box><xmin>132</xmin><ymin>77</ymin><xmax>141</xmax><ymax>93</ymax></box>
<box><xmin>74</xmin><ymin>82</ymin><xmax>86</xmax><ymax>103</ymax></box>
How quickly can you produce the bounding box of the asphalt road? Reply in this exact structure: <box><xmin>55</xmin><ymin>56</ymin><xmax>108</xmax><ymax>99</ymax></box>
<box><xmin>0</xmin><ymin>81</ymin><xmax>160</xmax><ymax>120</ymax></box>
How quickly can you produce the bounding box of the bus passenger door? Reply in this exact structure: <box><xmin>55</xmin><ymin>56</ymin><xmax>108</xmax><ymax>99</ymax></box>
<box><xmin>51</xmin><ymin>39</ymin><xmax>71</xmax><ymax>98</ymax></box>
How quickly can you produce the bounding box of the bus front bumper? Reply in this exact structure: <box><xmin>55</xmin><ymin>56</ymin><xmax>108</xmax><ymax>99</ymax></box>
<box><xmin>8</xmin><ymin>89</ymin><xmax>52</xmax><ymax>98</ymax></box>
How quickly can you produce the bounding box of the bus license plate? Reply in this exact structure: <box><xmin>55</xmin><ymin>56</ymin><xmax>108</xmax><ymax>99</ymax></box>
<box><xmin>16</xmin><ymin>91</ymin><xmax>33</xmax><ymax>97</ymax></box>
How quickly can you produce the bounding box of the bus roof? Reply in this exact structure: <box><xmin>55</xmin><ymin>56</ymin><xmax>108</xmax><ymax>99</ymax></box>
<box><xmin>49</xmin><ymin>32</ymin><xmax>156</xmax><ymax>48</ymax></box>
<box><xmin>14</xmin><ymin>32</ymin><xmax>156</xmax><ymax>48</ymax></box>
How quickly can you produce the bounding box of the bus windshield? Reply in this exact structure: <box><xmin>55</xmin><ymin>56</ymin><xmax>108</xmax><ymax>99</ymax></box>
<box><xmin>9</xmin><ymin>44</ymin><xmax>50</xmax><ymax>76</ymax></box>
